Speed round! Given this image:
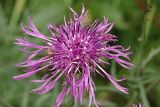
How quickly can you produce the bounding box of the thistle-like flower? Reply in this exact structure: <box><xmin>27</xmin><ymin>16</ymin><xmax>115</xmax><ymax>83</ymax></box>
<box><xmin>13</xmin><ymin>6</ymin><xmax>134</xmax><ymax>107</ymax></box>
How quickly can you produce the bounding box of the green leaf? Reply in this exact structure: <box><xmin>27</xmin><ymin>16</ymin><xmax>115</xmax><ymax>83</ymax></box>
<box><xmin>142</xmin><ymin>47</ymin><xmax>160</xmax><ymax>68</ymax></box>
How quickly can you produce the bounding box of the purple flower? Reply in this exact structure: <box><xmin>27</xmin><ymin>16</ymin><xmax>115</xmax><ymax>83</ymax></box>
<box><xmin>133</xmin><ymin>104</ymin><xmax>143</xmax><ymax>107</ymax></box>
<box><xmin>13</xmin><ymin>6</ymin><xmax>134</xmax><ymax>107</ymax></box>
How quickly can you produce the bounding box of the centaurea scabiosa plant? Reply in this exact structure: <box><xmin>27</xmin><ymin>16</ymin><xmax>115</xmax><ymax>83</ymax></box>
<box><xmin>13</xmin><ymin>6</ymin><xmax>134</xmax><ymax>107</ymax></box>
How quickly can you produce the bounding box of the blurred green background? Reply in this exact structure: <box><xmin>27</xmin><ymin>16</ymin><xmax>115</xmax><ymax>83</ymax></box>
<box><xmin>0</xmin><ymin>0</ymin><xmax>160</xmax><ymax>107</ymax></box>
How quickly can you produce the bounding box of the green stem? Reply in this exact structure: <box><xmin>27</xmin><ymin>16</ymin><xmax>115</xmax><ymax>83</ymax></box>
<box><xmin>145</xmin><ymin>5</ymin><xmax>156</xmax><ymax>43</ymax></box>
<box><xmin>135</xmin><ymin>0</ymin><xmax>154</xmax><ymax>106</ymax></box>
<box><xmin>21</xmin><ymin>85</ymin><xmax>29</xmax><ymax>107</ymax></box>
<box><xmin>9</xmin><ymin>0</ymin><xmax>26</xmax><ymax>31</ymax></box>
<box><xmin>139</xmin><ymin>81</ymin><xmax>150</xmax><ymax>107</ymax></box>
<box><xmin>138</xmin><ymin>0</ymin><xmax>152</xmax><ymax>66</ymax></box>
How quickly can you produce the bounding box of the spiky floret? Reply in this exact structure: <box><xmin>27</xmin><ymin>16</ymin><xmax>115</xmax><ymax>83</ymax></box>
<box><xmin>13</xmin><ymin>6</ymin><xmax>134</xmax><ymax>107</ymax></box>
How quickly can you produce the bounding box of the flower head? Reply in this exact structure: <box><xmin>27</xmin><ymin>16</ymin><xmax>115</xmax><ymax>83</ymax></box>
<box><xmin>13</xmin><ymin>6</ymin><xmax>134</xmax><ymax>107</ymax></box>
<box><xmin>133</xmin><ymin>104</ymin><xmax>144</xmax><ymax>107</ymax></box>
